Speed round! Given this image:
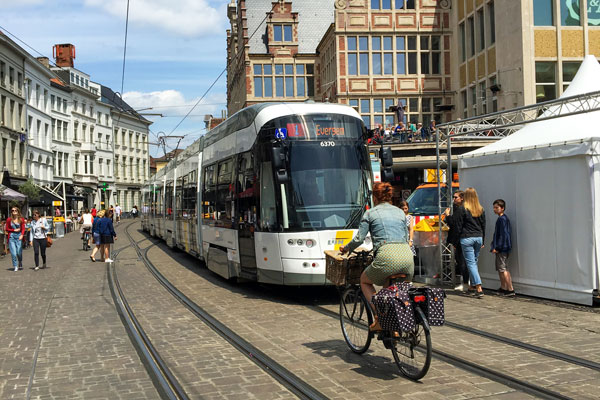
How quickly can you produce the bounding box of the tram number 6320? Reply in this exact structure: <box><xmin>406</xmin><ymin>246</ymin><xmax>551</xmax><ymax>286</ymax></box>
<box><xmin>320</xmin><ymin>140</ymin><xmax>336</xmax><ymax>147</ymax></box>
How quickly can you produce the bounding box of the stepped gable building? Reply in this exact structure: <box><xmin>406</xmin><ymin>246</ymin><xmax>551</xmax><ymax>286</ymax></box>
<box><xmin>226</xmin><ymin>0</ymin><xmax>336</xmax><ymax>114</ymax></box>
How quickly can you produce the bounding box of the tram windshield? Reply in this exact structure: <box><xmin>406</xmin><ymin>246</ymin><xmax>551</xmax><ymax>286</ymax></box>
<box><xmin>283</xmin><ymin>142</ymin><xmax>370</xmax><ymax>231</ymax></box>
<box><xmin>263</xmin><ymin>114</ymin><xmax>370</xmax><ymax>231</ymax></box>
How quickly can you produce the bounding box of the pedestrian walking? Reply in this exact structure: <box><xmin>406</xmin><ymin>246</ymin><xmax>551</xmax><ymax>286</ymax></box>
<box><xmin>114</xmin><ymin>204</ymin><xmax>121</xmax><ymax>225</ymax></box>
<box><xmin>29</xmin><ymin>210</ymin><xmax>50</xmax><ymax>271</ymax></box>
<box><xmin>98</xmin><ymin>210</ymin><xmax>117</xmax><ymax>262</ymax></box>
<box><xmin>91</xmin><ymin>205</ymin><xmax>97</xmax><ymax>218</ymax></box>
<box><xmin>109</xmin><ymin>205</ymin><xmax>115</xmax><ymax>221</ymax></box>
<box><xmin>455</xmin><ymin>187</ymin><xmax>486</xmax><ymax>298</ymax></box>
<box><xmin>90</xmin><ymin>209</ymin><xmax>105</xmax><ymax>262</ymax></box>
<box><xmin>491</xmin><ymin>199</ymin><xmax>515</xmax><ymax>296</ymax></box>
<box><xmin>5</xmin><ymin>207</ymin><xmax>25</xmax><ymax>271</ymax></box>
<box><xmin>444</xmin><ymin>190</ymin><xmax>469</xmax><ymax>291</ymax></box>
<box><xmin>131</xmin><ymin>205</ymin><xmax>139</xmax><ymax>218</ymax></box>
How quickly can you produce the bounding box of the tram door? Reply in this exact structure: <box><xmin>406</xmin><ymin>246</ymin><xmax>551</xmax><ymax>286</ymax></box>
<box><xmin>237</xmin><ymin>152</ymin><xmax>258</xmax><ymax>278</ymax></box>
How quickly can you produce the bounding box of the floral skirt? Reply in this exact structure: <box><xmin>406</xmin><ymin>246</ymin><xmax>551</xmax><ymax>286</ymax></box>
<box><xmin>365</xmin><ymin>242</ymin><xmax>414</xmax><ymax>285</ymax></box>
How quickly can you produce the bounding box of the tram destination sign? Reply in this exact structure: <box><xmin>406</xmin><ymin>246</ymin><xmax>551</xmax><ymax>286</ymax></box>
<box><xmin>277</xmin><ymin>117</ymin><xmax>359</xmax><ymax>141</ymax></box>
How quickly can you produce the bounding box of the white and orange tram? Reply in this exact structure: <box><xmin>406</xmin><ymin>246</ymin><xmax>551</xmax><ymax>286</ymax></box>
<box><xmin>142</xmin><ymin>102</ymin><xmax>374</xmax><ymax>285</ymax></box>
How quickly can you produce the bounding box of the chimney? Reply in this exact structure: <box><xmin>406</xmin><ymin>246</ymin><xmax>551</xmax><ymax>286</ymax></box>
<box><xmin>36</xmin><ymin>57</ymin><xmax>50</xmax><ymax>68</ymax></box>
<box><xmin>53</xmin><ymin>44</ymin><xmax>76</xmax><ymax>67</ymax></box>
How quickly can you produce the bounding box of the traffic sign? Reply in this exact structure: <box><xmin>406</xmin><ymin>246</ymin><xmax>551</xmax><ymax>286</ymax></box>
<box><xmin>52</xmin><ymin>201</ymin><xmax>63</xmax><ymax>206</ymax></box>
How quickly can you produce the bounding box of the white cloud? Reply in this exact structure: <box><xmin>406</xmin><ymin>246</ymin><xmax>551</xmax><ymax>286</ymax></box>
<box><xmin>84</xmin><ymin>0</ymin><xmax>226</xmax><ymax>38</ymax></box>
<box><xmin>122</xmin><ymin>89</ymin><xmax>225</xmax><ymax>116</ymax></box>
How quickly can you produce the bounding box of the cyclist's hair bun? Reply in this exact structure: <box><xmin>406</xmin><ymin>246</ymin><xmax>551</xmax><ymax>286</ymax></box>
<box><xmin>372</xmin><ymin>182</ymin><xmax>393</xmax><ymax>203</ymax></box>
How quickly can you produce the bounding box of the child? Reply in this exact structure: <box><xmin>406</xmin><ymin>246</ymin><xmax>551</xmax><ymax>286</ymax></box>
<box><xmin>490</xmin><ymin>199</ymin><xmax>515</xmax><ymax>296</ymax></box>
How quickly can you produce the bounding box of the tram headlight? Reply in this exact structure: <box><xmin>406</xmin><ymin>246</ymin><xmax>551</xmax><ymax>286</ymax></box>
<box><xmin>287</xmin><ymin>239</ymin><xmax>295</xmax><ymax>246</ymax></box>
<box><xmin>296</xmin><ymin>239</ymin><xmax>304</xmax><ymax>246</ymax></box>
<box><xmin>305</xmin><ymin>239</ymin><xmax>315</xmax><ymax>248</ymax></box>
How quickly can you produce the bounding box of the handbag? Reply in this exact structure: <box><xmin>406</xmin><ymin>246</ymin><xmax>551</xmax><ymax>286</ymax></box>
<box><xmin>46</xmin><ymin>235</ymin><xmax>53</xmax><ymax>247</ymax></box>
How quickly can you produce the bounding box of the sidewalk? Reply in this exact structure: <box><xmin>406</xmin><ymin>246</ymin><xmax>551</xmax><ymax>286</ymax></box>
<box><xmin>0</xmin><ymin>224</ymin><xmax>158</xmax><ymax>399</ymax></box>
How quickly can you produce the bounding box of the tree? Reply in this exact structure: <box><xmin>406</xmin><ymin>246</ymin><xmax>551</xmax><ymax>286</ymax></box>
<box><xmin>18</xmin><ymin>178</ymin><xmax>41</xmax><ymax>202</ymax></box>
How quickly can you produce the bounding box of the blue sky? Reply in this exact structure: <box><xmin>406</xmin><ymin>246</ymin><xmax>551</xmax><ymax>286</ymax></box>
<box><xmin>1</xmin><ymin>0</ymin><xmax>230</xmax><ymax>157</ymax></box>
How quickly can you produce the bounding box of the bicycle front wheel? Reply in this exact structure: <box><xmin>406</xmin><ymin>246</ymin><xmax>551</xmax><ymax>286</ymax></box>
<box><xmin>391</xmin><ymin>319</ymin><xmax>432</xmax><ymax>380</ymax></box>
<box><xmin>340</xmin><ymin>287</ymin><xmax>373</xmax><ymax>354</ymax></box>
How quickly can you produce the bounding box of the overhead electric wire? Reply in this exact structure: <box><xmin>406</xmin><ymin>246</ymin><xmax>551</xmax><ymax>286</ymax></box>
<box><xmin>164</xmin><ymin>2</ymin><xmax>279</xmax><ymax>139</ymax></box>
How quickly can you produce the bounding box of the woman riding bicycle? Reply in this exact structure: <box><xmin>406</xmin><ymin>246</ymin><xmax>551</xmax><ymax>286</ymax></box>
<box><xmin>340</xmin><ymin>182</ymin><xmax>414</xmax><ymax>330</ymax></box>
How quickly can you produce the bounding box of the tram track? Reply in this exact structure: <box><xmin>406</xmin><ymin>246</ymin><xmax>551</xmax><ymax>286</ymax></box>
<box><xmin>122</xmin><ymin>222</ymin><xmax>328</xmax><ymax>400</ymax></box>
<box><xmin>108</xmin><ymin>240</ymin><xmax>190</xmax><ymax>400</ymax></box>
<box><xmin>125</xmin><ymin>221</ymin><xmax>595</xmax><ymax>399</ymax></box>
<box><xmin>308</xmin><ymin>304</ymin><xmax>584</xmax><ymax>400</ymax></box>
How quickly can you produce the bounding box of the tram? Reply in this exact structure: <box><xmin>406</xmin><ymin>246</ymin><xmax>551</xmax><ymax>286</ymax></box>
<box><xmin>142</xmin><ymin>102</ymin><xmax>373</xmax><ymax>285</ymax></box>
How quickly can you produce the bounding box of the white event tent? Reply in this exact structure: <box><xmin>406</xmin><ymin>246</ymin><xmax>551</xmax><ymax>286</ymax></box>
<box><xmin>458</xmin><ymin>55</ymin><xmax>600</xmax><ymax>305</ymax></box>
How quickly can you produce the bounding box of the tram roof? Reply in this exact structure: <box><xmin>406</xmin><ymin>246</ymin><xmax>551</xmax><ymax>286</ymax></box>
<box><xmin>147</xmin><ymin>102</ymin><xmax>362</xmax><ymax>182</ymax></box>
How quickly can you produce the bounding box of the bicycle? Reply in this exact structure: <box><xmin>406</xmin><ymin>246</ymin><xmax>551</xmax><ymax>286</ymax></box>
<box><xmin>338</xmin><ymin>255</ymin><xmax>433</xmax><ymax>380</ymax></box>
<box><xmin>82</xmin><ymin>228</ymin><xmax>92</xmax><ymax>251</ymax></box>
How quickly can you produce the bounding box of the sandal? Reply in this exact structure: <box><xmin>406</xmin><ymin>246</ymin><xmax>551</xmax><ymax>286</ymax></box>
<box><xmin>369</xmin><ymin>317</ymin><xmax>382</xmax><ymax>332</ymax></box>
<box><xmin>90</xmin><ymin>256</ymin><xmax>96</xmax><ymax>262</ymax></box>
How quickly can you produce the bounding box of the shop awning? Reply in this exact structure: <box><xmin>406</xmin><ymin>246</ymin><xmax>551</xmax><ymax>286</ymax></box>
<box><xmin>0</xmin><ymin>184</ymin><xmax>27</xmax><ymax>201</ymax></box>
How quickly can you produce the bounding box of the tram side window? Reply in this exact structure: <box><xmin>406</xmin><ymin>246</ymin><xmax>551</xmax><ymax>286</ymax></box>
<box><xmin>186</xmin><ymin>170</ymin><xmax>197</xmax><ymax>218</ymax></box>
<box><xmin>216</xmin><ymin>158</ymin><xmax>234</xmax><ymax>228</ymax></box>
<box><xmin>237</xmin><ymin>152</ymin><xmax>257</xmax><ymax>226</ymax></box>
<box><xmin>202</xmin><ymin>164</ymin><xmax>216</xmax><ymax>224</ymax></box>
<box><xmin>156</xmin><ymin>187</ymin><xmax>163</xmax><ymax>217</ymax></box>
<box><xmin>260</xmin><ymin>161</ymin><xmax>278</xmax><ymax>231</ymax></box>
<box><xmin>165</xmin><ymin>181</ymin><xmax>174</xmax><ymax>216</ymax></box>
<box><xmin>176</xmin><ymin>176</ymin><xmax>184</xmax><ymax>217</ymax></box>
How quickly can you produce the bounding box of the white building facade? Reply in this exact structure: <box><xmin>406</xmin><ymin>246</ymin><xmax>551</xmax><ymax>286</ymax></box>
<box><xmin>0</xmin><ymin>39</ymin><xmax>151</xmax><ymax>213</ymax></box>
<box><xmin>25</xmin><ymin>56</ymin><xmax>55</xmax><ymax>186</ymax></box>
<box><xmin>0</xmin><ymin>33</ymin><xmax>27</xmax><ymax>184</ymax></box>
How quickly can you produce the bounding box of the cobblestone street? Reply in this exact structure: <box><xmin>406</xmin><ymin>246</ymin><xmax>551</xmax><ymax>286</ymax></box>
<box><xmin>1</xmin><ymin>221</ymin><xmax>599</xmax><ymax>399</ymax></box>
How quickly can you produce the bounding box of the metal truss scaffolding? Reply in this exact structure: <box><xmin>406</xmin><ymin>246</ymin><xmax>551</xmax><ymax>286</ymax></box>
<box><xmin>434</xmin><ymin>90</ymin><xmax>600</xmax><ymax>285</ymax></box>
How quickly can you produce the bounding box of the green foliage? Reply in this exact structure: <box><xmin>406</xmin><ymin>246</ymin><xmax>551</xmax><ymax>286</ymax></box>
<box><xmin>18</xmin><ymin>178</ymin><xmax>41</xmax><ymax>202</ymax></box>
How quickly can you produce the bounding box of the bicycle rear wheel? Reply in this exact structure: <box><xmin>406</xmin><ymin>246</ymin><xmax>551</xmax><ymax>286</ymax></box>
<box><xmin>391</xmin><ymin>318</ymin><xmax>431</xmax><ymax>380</ymax></box>
<box><xmin>340</xmin><ymin>287</ymin><xmax>373</xmax><ymax>354</ymax></box>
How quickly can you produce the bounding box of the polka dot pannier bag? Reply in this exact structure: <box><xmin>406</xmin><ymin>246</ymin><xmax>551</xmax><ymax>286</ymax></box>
<box><xmin>424</xmin><ymin>288</ymin><xmax>446</xmax><ymax>326</ymax></box>
<box><xmin>372</xmin><ymin>282</ymin><xmax>416</xmax><ymax>333</ymax></box>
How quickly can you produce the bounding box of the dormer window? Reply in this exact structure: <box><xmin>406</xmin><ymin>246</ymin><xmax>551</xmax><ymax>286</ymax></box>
<box><xmin>273</xmin><ymin>24</ymin><xmax>292</xmax><ymax>42</ymax></box>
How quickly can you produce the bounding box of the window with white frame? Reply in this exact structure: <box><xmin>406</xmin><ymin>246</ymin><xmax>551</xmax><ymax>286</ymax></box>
<box><xmin>535</xmin><ymin>61</ymin><xmax>556</xmax><ymax>103</ymax></box>
<box><xmin>273</xmin><ymin>24</ymin><xmax>292</xmax><ymax>42</ymax></box>
<box><xmin>420</xmin><ymin>36</ymin><xmax>442</xmax><ymax>74</ymax></box>
<box><xmin>372</xmin><ymin>36</ymin><xmax>394</xmax><ymax>75</ymax></box>
<box><xmin>396</xmin><ymin>36</ymin><xmax>418</xmax><ymax>74</ymax></box>
<box><xmin>371</xmin><ymin>0</ymin><xmax>415</xmax><ymax>9</ymax></box>
<box><xmin>253</xmin><ymin>63</ymin><xmax>314</xmax><ymax>98</ymax></box>
<box><xmin>347</xmin><ymin>36</ymin><xmax>369</xmax><ymax>76</ymax></box>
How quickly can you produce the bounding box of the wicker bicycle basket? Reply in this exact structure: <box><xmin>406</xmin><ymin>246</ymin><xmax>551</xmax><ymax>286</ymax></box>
<box><xmin>324</xmin><ymin>248</ymin><xmax>373</xmax><ymax>286</ymax></box>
